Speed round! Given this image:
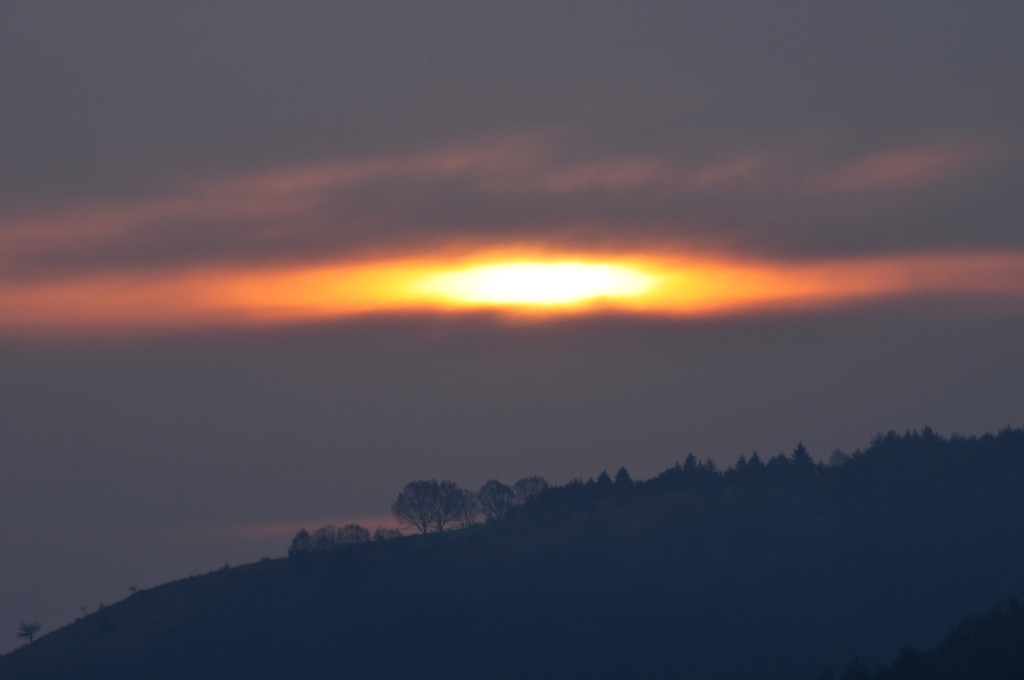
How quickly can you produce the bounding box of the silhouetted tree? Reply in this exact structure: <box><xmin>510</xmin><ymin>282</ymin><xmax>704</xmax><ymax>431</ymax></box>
<box><xmin>767</xmin><ymin>452</ymin><xmax>791</xmax><ymax>473</ymax></box>
<box><xmin>309</xmin><ymin>524</ymin><xmax>337</xmax><ymax>553</ymax></box>
<box><xmin>650</xmin><ymin>462</ymin><xmax>683</xmax><ymax>489</ymax></box>
<box><xmin>290</xmin><ymin>523</ymin><xmax>372</xmax><ymax>554</ymax></box>
<box><xmin>288</xmin><ymin>528</ymin><xmax>313</xmax><ymax>557</ymax></box>
<box><xmin>792</xmin><ymin>442</ymin><xmax>814</xmax><ymax>471</ymax></box>
<box><xmin>431</xmin><ymin>480</ymin><xmax>463</xmax><ymax>532</ymax></box>
<box><xmin>512</xmin><ymin>476</ymin><xmax>548</xmax><ymax>504</ymax></box>
<box><xmin>372</xmin><ymin>527</ymin><xmax>403</xmax><ymax>541</ymax></box>
<box><xmin>392</xmin><ymin>479</ymin><xmax>472</xmax><ymax>533</ymax></box>
<box><xmin>595</xmin><ymin>470</ymin><xmax>614</xmax><ymax>493</ymax></box>
<box><xmin>392</xmin><ymin>480</ymin><xmax>441</xmax><ymax>533</ymax></box>
<box><xmin>682</xmin><ymin>453</ymin><xmax>699</xmax><ymax>483</ymax></box>
<box><xmin>337</xmin><ymin>523</ymin><xmax>371</xmax><ymax>543</ymax></box>
<box><xmin>17</xmin><ymin>621</ymin><xmax>41</xmax><ymax>643</ymax></box>
<box><xmin>478</xmin><ymin>479</ymin><xmax>515</xmax><ymax>521</ymax></box>
<box><xmin>614</xmin><ymin>467</ymin><xmax>633</xmax><ymax>487</ymax></box>
<box><xmin>311</xmin><ymin>524</ymin><xmax>341</xmax><ymax>551</ymax></box>
<box><xmin>451</xmin><ymin>487</ymin><xmax>480</xmax><ymax>529</ymax></box>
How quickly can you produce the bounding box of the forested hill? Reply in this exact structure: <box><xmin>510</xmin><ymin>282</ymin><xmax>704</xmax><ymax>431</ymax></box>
<box><xmin>4</xmin><ymin>429</ymin><xmax>1024</xmax><ymax>680</ymax></box>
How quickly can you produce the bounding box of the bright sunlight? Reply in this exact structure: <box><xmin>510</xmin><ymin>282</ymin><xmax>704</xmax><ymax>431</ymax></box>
<box><xmin>415</xmin><ymin>261</ymin><xmax>658</xmax><ymax>307</ymax></box>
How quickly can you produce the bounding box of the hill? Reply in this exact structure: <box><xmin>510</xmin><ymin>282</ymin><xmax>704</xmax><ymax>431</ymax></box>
<box><xmin>3</xmin><ymin>428</ymin><xmax>1024</xmax><ymax>679</ymax></box>
<box><xmin>829</xmin><ymin>597</ymin><xmax>1024</xmax><ymax>679</ymax></box>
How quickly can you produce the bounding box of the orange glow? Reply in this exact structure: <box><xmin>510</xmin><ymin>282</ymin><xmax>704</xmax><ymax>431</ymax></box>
<box><xmin>2</xmin><ymin>248</ymin><xmax>1024</xmax><ymax>334</ymax></box>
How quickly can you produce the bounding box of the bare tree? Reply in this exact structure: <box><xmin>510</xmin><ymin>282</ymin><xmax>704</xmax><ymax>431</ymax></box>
<box><xmin>392</xmin><ymin>480</ymin><xmax>440</xmax><ymax>533</ymax></box>
<box><xmin>298</xmin><ymin>523</ymin><xmax>372</xmax><ymax>552</ymax></box>
<box><xmin>513</xmin><ymin>476</ymin><xmax>548</xmax><ymax>505</ymax></box>
<box><xmin>372</xmin><ymin>527</ymin><xmax>403</xmax><ymax>541</ymax></box>
<box><xmin>337</xmin><ymin>523</ymin><xmax>371</xmax><ymax>544</ymax></box>
<box><xmin>478</xmin><ymin>479</ymin><xmax>516</xmax><ymax>521</ymax></box>
<box><xmin>431</xmin><ymin>480</ymin><xmax>463</xmax><ymax>532</ymax></box>
<box><xmin>392</xmin><ymin>479</ymin><xmax>477</xmax><ymax>533</ymax></box>
<box><xmin>17</xmin><ymin>621</ymin><xmax>41</xmax><ymax>643</ymax></box>
<box><xmin>289</xmin><ymin>522</ymin><xmax>371</xmax><ymax>557</ymax></box>
<box><xmin>310</xmin><ymin>524</ymin><xmax>341</xmax><ymax>551</ymax></box>
<box><xmin>451</xmin><ymin>487</ymin><xmax>480</xmax><ymax>529</ymax></box>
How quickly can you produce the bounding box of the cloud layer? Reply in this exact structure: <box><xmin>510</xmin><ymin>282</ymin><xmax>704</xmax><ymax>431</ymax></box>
<box><xmin>0</xmin><ymin>133</ymin><xmax>1005</xmax><ymax>276</ymax></box>
<box><xmin>0</xmin><ymin>133</ymin><xmax>1015</xmax><ymax>334</ymax></box>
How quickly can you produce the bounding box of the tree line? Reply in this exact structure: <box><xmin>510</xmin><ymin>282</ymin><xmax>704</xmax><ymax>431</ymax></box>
<box><xmin>288</xmin><ymin>476</ymin><xmax>547</xmax><ymax>555</ymax></box>
<box><xmin>391</xmin><ymin>476</ymin><xmax>547</xmax><ymax>532</ymax></box>
<box><xmin>288</xmin><ymin>439</ymin><xmax>826</xmax><ymax>556</ymax></box>
<box><xmin>288</xmin><ymin>523</ymin><xmax>402</xmax><ymax>557</ymax></box>
<box><xmin>290</xmin><ymin>426</ymin><xmax>1024</xmax><ymax>557</ymax></box>
<box><xmin>286</xmin><ymin>437</ymin><xmax>860</xmax><ymax>555</ymax></box>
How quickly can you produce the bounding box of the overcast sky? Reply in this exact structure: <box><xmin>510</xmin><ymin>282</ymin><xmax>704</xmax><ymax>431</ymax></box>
<box><xmin>2</xmin><ymin>1</ymin><xmax>1023</xmax><ymax>651</ymax></box>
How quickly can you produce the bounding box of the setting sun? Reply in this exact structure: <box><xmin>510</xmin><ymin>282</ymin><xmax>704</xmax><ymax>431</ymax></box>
<box><xmin>415</xmin><ymin>261</ymin><xmax>658</xmax><ymax>307</ymax></box>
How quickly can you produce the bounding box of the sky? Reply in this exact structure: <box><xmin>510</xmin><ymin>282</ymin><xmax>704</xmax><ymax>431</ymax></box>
<box><xmin>2</xmin><ymin>0</ymin><xmax>1024</xmax><ymax>651</ymax></box>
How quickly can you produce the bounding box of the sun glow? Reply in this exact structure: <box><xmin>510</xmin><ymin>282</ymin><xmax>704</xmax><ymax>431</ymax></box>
<box><xmin>416</xmin><ymin>261</ymin><xmax>657</xmax><ymax>307</ymax></box>
<box><xmin>1</xmin><ymin>247</ymin><xmax>1024</xmax><ymax>334</ymax></box>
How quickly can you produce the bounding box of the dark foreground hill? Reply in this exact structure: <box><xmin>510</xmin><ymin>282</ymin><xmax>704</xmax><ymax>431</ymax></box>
<box><xmin>4</xmin><ymin>429</ymin><xmax>1024</xmax><ymax>680</ymax></box>
<box><xmin>831</xmin><ymin>598</ymin><xmax>1024</xmax><ymax>680</ymax></box>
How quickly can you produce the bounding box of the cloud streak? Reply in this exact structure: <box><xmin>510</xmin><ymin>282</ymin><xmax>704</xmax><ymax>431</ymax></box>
<box><xmin>0</xmin><ymin>133</ymin><xmax>999</xmax><ymax>281</ymax></box>
<box><xmin>805</xmin><ymin>143</ymin><xmax>990</xmax><ymax>194</ymax></box>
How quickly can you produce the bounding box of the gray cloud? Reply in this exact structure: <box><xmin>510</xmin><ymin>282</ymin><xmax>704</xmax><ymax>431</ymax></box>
<box><xmin>2</xmin><ymin>2</ymin><xmax>1021</xmax><ymax>200</ymax></box>
<box><xmin>0</xmin><ymin>133</ymin><xmax>1013</xmax><ymax>282</ymax></box>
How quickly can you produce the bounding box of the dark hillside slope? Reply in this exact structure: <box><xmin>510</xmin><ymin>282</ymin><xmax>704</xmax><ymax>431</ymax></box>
<box><xmin>3</xmin><ymin>429</ymin><xmax>1024</xmax><ymax>680</ymax></box>
<box><xmin>832</xmin><ymin>598</ymin><xmax>1024</xmax><ymax>680</ymax></box>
